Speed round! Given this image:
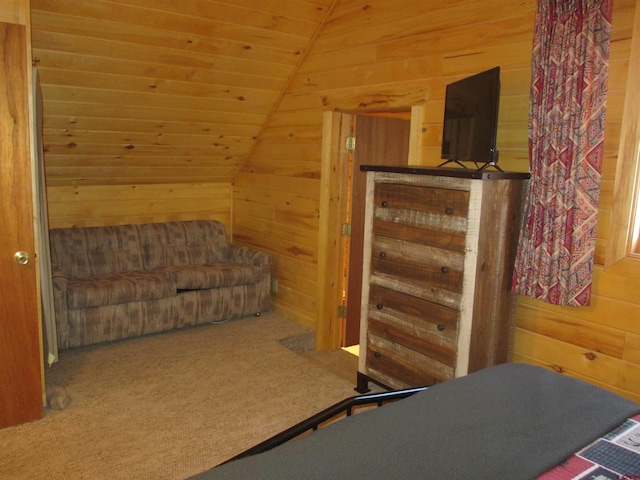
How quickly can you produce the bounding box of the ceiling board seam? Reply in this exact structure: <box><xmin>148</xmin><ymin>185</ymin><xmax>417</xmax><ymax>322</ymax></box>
<box><xmin>31</xmin><ymin>45</ymin><xmax>295</xmax><ymax>81</ymax></box>
<box><xmin>33</xmin><ymin>54</ymin><xmax>287</xmax><ymax>90</ymax></box>
<box><xmin>40</xmin><ymin>85</ymin><xmax>278</xmax><ymax>112</ymax></box>
<box><xmin>210</xmin><ymin>0</ymin><xmax>331</xmax><ymax>23</ymax></box>
<box><xmin>30</xmin><ymin>6</ymin><xmax>314</xmax><ymax>44</ymax></box>
<box><xmin>234</xmin><ymin>0</ymin><xmax>340</xmax><ymax>179</ymax></box>
<box><xmin>41</xmin><ymin>114</ymin><xmax>262</xmax><ymax>131</ymax></box>
<box><xmin>101</xmin><ymin>0</ymin><xmax>321</xmax><ymax>29</ymax></box>
<box><xmin>36</xmin><ymin>66</ymin><xmax>280</xmax><ymax>91</ymax></box>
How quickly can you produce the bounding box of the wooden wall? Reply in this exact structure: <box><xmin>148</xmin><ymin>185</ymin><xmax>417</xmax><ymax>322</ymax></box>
<box><xmin>514</xmin><ymin>2</ymin><xmax>640</xmax><ymax>404</ymax></box>
<box><xmin>30</xmin><ymin>0</ymin><xmax>335</xmax><ymax>188</ymax></box>
<box><xmin>235</xmin><ymin>0</ymin><xmax>640</xmax><ymax>401</ymax></box>
<box><xmin>47</xmin><ymin>182</ymin><xmax>232</xmax><ymax>231</ymax></box>
<box><xmin>235</xmin><ymin>0</ymin><xmax>537</xmax><ymax>329</ymax></box>
<box><xmin>0</xmin><ymin>0</ymin><xmax>28</xmax><ymax>24</ymax></box>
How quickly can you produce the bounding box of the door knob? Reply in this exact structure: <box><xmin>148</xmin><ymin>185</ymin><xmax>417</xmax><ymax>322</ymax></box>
<box><xmin>14</xmin><ymin>251</ymin><xmax>30</xmax><ymax>265</ymax></box>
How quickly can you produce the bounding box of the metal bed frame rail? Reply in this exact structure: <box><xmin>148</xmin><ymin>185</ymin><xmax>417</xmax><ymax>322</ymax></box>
<box><xmin>223</xmin><ymin>386</ymin><xmax>427</xmax><ymax>464</ymax></box>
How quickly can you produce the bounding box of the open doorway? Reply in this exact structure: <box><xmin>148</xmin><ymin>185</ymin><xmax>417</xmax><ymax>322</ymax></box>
<box><xmin>316</xmin><ymin>109</ymin><xmax>416</xmax><ymax>351</ymax></box>
<box><xmin>342</xmin><ymin>114</ymin><xmax>411</xmax><ymax>346</ymax></box>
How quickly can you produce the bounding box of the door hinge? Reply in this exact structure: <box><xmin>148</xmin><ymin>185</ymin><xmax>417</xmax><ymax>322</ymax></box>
<box><xmin>338</xmin><ymin>305</ymin><xmax>348</xmax><ymax>318</ymax></box>
<box><xmin>345</xmin><ymin>135</ymin><xmax>356</xmax><ymax>151</ymax></box>
<box><xmin>342</xmin><ymin>222</ymin><xmax>352</xmax><ymax>236</ymax></box>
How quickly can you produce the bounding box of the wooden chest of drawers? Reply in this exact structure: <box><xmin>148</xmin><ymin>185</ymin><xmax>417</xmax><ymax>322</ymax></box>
<box><xmin>356</xmin><ymin>166</ymin><xmax>529</xmax><ymax>392</ymax></box>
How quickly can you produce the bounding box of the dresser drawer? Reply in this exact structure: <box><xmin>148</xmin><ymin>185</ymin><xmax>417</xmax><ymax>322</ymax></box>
<box><xmin>370</xmin><ymin>235</ymin><xmax>464</xmax><ymax>294</ymax></box>
<box><xmin>367</xmin><ymin>284</ymin><xmax>458</xmax><ymax>364</ymax></box>
<box><xmin>372</xmin><ymin>216</ymin><xmax>467</xmax><ymax>252</ymax></box>
<box><xmin>373</xmin><ymin>183</ymin><xmax>469</xmax><ymax>232</ymax></box>
<box><xmin>374</xmin><ymin>182</ymin><xmax>469</xmax><ymax>215</ymax></box>
<box><xmin>364</xmin><ymin>335</ymin><xmax>455</xmax><ymax>388</ymax></box>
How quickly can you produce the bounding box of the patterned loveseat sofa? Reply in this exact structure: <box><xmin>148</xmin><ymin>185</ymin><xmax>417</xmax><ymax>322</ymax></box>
<box><xmin>49</xmin><ymin>220</ymin><xmax>271</xmax><ymax>349</ymax></box>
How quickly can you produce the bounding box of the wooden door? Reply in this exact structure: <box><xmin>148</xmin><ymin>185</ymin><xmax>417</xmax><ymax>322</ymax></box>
<box><xmin>343</xmin><ymin>115</ymin><xmax>410</xmax><ymax>345</ymax></box>
<box><xmin>0</xmin><ymin>22</ymin><xmax>43</xmax><ymax>428</ymax></box>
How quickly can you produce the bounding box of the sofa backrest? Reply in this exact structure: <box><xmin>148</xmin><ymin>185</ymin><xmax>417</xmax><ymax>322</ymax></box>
<box><xmin>49</xmin><ymin>224</ymin><xmax>145</xmax><ymax>278</ymax></box>
<box><xmin>139</xmin><ymin>220</ymin><xmax>229</xmax><ymax>269</ymax></box>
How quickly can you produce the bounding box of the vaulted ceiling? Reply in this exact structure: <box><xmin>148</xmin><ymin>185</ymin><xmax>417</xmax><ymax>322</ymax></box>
<box><xmin>31</xmin><ymin>0</ymin><xmax>336</xmax><ymax>186</ymax></box>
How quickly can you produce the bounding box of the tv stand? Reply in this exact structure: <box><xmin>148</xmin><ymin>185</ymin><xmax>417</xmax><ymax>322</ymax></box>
<box><xmin>438</xmin><ymin>159</ymin><xmax>468</xmax><ymax>169</ymax></box>
<box><xmin>437</xmin><ymin>159</ymin><xmax>504</xmax><ymax>172</ymax></box>
<box><xmin>478</xmin><ymin>161</ymin><xmax>503</xmax><ymax>172</ymax></box>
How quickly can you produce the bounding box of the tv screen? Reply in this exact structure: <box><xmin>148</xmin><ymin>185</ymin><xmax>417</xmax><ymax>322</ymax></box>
<box><xmin>440</xmin><ymin>66</ymin><xmax>500</xmax><ymax>170</ymax></box>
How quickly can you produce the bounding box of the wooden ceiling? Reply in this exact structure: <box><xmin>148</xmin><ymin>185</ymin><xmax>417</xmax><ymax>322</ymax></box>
<box><xmin>30</xmin><ymin>0</ymin><xmax>336</xmax><ymax>186</ymax></box>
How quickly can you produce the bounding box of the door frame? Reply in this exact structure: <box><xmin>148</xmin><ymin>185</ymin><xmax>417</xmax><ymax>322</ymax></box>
<box><xmin>315</xmin><ymin>106</ymin><xmax>426</xmax><ymax>350</ymax></box>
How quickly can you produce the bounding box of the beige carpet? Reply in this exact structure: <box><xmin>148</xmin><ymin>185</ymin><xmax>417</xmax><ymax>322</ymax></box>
<box><xmin>0</xmin><ymin>313</ymin><xmax>359</xmax><ymax>480</ymax></box>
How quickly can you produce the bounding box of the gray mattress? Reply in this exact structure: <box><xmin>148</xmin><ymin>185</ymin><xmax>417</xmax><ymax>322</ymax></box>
<box><xmin>190</xmin><ymin>363</ymin><xmax>640</xmax><ymax>479</ymax></box>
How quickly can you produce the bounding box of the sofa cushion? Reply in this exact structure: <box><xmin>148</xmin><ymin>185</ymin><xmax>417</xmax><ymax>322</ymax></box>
<box><xmin>66</xmin><ymin>271</ymin><xmax>177</xmax><ymax>309</ymax></box>
<box><xmin>139</xmin><ymin>220</ymin><xmax>230</xmax><ymax>270</ymax></box>
<box><xmin>49</xmin><ymin>224</ymin><xmax>145</xmax><ymax>278</ymax></box>
<box><xmin>158</xmin><ymin>264</ymin><xmax>262</xmax><ymax>290</ymax></box>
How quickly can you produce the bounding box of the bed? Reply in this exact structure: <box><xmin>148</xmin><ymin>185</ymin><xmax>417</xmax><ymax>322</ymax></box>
<box><xmin>189</xmin><ymin>363</ymin><xmax>640</xmax><ymax>479</ymax></box>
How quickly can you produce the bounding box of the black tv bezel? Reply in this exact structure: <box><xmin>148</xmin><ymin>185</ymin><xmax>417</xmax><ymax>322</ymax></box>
<box><xmin>439</xmin><ymin>66</ymin><xmax>501</xmax><ymax>171</ymax></box>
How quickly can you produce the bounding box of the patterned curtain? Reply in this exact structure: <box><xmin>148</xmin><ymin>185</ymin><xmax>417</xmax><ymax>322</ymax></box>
<box><xmin>512</xmin><ymin>0</ymin><xmax>613</xmax><ymax>306</ymax></box>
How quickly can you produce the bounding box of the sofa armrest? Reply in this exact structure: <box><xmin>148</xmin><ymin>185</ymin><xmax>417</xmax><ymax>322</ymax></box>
<box><xmin>227</xmin><ymin>244</ymin><xmax>272</xmax><ymax>266</ymax></box>
<box><xmin>51</xmin><ymin>265</ymin><xmax>69</xmax><ymax>286</ymax></box>
<box><xmin>51</xmin><ymin>265</ymin><xmax>69</xmax><ymax>311</ymax></box>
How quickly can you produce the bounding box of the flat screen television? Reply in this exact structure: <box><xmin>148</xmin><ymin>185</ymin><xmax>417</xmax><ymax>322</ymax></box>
<box><xmin>439</xmin><ymin>66</ymin><xmax>501</xmax><ymax>171</ymax></box>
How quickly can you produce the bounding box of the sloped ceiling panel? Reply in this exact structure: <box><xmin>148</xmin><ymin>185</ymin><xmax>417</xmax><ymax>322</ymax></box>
<box><xmin>30</xmin><ymin>0</ymin><xmax>334</xmax><ymax>185</ymax></box>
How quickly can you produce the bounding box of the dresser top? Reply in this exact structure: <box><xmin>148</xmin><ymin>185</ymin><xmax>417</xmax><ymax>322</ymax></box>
<box><xmin>360</xmin><ymin>165</ymin><xmax>530</xmax><ymax>180</ymax></box>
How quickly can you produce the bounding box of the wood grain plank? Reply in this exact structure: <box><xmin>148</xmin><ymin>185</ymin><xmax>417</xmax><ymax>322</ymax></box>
<box><xmin>43</xmin><ymin>130</ymin><xmax>251</xmax><ymax>149</ymax></box>
<box><xmin>32</xmin><ymin>0</ymin><xmax>313</xmax><ymax>47</ymax></box>
<box><xmin>624</xmin><ymin>333</ymin><xmax>640</xmax><ymax>364</ymax></box>
<box><xmin>34</xmin><ymin>50</ymin><xmax>286</xmax><ymax>91</ymax></box>
<box><xmin>316</xmin><ymin>0</ymin><xmax>535</xmax><ymax>55</ymax></box>
<box><xmin>515</xmin><ymin>328</ymin><xmax>640</xmax><ymax>394</ymax></box>
<box><xmin>34</xmin><ymin>31</ymin><xmax>294</xmax><ymax>80</ymax></box>
<box><xmin>512</xmin><ymin>353</ymin><xmax>640</xmax><ymax>404</ymax></box>
<box><xmin>31</xmin><ymin>11</ymin><xmax>302</xmax><ymax>66</ymax></box>
<box><xmin>516</xmin><ymin>303</ymin><xmax>626</xmax><ymax>358</ymax></box>
<box><xmin>40</xmin><ymin>84</ymin><xmax>276</xmax><ymax>115</ymax></box>
<box><xmin>47</xmin><ymin>183</ymin><xmax>232</xmax><ymax>229</ymax></box>
<box><xmin>108</xmin><ymin>0</ymin><xmax>322</xmax><ymax>36</ymax></box>
<box><xmin>42</xmin><ymin>115</ymin><xmax>260</xmax><ymax>137</ymax></box>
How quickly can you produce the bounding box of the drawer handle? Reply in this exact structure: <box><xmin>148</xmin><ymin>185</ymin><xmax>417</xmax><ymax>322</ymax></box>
<box><xmin>379</xmin><ymin>251</ymin><xmax>386</xmax><ymax>258</ymax></box>
<box><xmin>374</xmin><ymin>351</ymin><xmax>381</xmax><ymax>358</ymax></box>
<box><xmin>445</xmin><ymin>207</ymin><xmax>454</xmax><ymax>215</ymax></box>
<box><xmin>437</xmin><ymin>324</ymin><xmax>445</xmax><ymax>331</ymax></box>
<box><xmin>441</xmin><ymin>266</ymin><xmax>449</xmax><ymax>274</ymax></box>
<box><xmin>381</xmin><ymin>201</ymin><xmax>389</xmax><ymax>207</ymax></box>
<box><xmin>376</xmin><ymin>303</ymin><xmax>384</xmax><ymax>310</ymax></box>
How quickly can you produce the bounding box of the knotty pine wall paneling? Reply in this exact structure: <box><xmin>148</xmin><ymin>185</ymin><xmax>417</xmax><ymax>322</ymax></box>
<box><xmin>30</xmin><ymin>0</ymin><xmax>335</xmax><ymax>187</ymax></box>
<box><xmin>235</xmin><ymin>0</ymin><xmax>539</xmax><ymax>332</ymax></box>
<box><xmin>31</xmin><ymin>0</ymin><xmax>337</xmax><ymax>225</ymax></box>
<box><xmin>47</xmin><ymin>182</ymin><xmax>232</xmax><ymax>232</ymax></box>
<box><xmin>234</xmin><ymin>0</ymin><xmax>640</xmax><ymax>401</ymax></box>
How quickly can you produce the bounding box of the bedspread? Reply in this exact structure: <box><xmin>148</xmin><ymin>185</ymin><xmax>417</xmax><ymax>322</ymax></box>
<box><xmin>540</xmin><ymin>413</ymin><xmax>640</xmax><ymax>480</ymax></box>
<box><xmin>190</xmin><ymin>363</ymin><xmax>640</xmax><ymax>480</ymax></box>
